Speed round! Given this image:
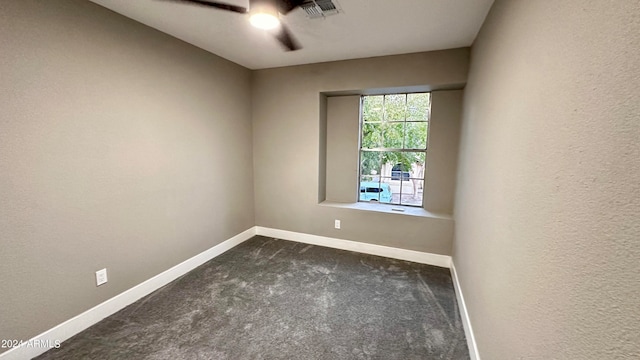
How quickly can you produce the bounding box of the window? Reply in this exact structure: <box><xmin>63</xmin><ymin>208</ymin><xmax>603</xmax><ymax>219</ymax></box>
<box><xmin>359</xmin><ymin>93</ymin><xmax>430</xmax><ymax>207</ymax></box>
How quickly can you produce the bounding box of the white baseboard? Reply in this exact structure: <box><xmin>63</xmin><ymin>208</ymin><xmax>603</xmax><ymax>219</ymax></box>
<box><xmin>450</xmin><ymin>262</ymin><xmax>481</xmax><ymax>360</ymax></box>
<box><xmin>255</xmin><ymin>226</ymin><xmax>452</xmax><ymax>268</ymax></box>
<box><xmin>0</xmin><ymin>227</ymin><xmax>256</xmax><ymax>360</ymax></box>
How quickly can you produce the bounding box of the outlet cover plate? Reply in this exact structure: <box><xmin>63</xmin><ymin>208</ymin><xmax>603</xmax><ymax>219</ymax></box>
<box><xmin>96</xmin><ymin>268</ymin><xmax>108</xmax><ymax>286</ymax></box>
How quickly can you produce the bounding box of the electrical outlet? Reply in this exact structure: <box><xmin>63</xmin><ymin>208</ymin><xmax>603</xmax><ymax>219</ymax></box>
<box><xmin>96</xmin><ymin>268</ymin><xmax>108</xmax><ymax>286</ymax></box>
<box><xmin>334</xmin><ymin>219</ymin><xmax>341</xmax><ymax>229</ymax></box>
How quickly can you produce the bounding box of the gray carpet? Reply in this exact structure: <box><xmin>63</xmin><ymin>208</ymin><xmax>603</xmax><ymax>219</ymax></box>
<box><xmin>36</xmin><ymin>236</ymin><xmax>469</xmax><ymax>359</ymax></box>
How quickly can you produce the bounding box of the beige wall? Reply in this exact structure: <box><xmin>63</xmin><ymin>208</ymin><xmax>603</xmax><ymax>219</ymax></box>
<box><xmin>325</xmin><ymin>96</ymin><xmax>360</xmax><ymax>203</ymax></box>
<box><xmin>453</xmin><ymin>0</ymin><xmax>640</xmax><ymax>359</ymax></box>
<box><xmin>0</xmin><ymin>0</ymin><xmax>254</xmax><ymax>349</ymax></box>
<box><xmin>425</xmin><ymin>90</ymin><xmax>462</xmax><ymax>214</ymax></box>
<box><xmin>252</xmin><ymin>49</ymin><xmax>469</xmax><ymax>255</ymax></box>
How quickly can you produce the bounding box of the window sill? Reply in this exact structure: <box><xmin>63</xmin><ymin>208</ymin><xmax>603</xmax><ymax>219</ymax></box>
<box><xmin>319</xmin><ymin>201</ymin><xmax>453</xmax><ymax>220</ymax></box>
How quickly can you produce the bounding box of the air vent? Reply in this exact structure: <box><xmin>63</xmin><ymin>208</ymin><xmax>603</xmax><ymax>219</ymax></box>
<box><xmin>300</xmin><ymin>0</ymin><xmax>340</xmax><ymax>19</ymax></box>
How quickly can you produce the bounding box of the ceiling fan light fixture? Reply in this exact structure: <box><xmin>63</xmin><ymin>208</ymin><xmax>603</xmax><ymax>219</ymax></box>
<box><xmin>249</xmin><ymin>9</ymin><xmax>280</xmax><ymax>30</ymax></box>
<box><xmin>166</xmin><ymin>0</ymin><xmax>301</xmax><ymax>51</ymax></box>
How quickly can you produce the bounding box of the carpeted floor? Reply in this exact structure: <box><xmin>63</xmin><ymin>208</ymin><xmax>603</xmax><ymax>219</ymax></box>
<box><xmin>36</xmin><ymin>236</ymin><xmax>469</xmax><ymax>359</ymax></box>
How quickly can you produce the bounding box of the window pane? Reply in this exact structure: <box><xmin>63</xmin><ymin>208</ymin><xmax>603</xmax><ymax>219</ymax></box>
<box><xmin>361</xmin><ymin>122</ymin><xmax>382</xmax><ymax>148</ymax></box>
<box><xmin>405</xmin><ymin>122</ymin><xmax>428</xmax><ymax>149</ymax></box>
<box><xmin>362</xmin><ymin>96</ymin><xmax>383</xmax><ymax>122</ymax></box>
<box><xmin>383</xmin><ymin>122</ymin><xmax>404</xmax><ymax>148</ymax></box>
<box><xmin>406</xmin><ymin>152</ymin><xmax>425</xmax><ymax>206</ymax></box>
<box><xmin>401</xmin><ymin>182</ymin><xmax>423</xmax><ymax>206</ymax></box>
<box><xmin>384</xmin><ymin>94</ymin><xmax>406</xmax><ymax>121</ymax></box>
<box><xmin>379</xmin><ymin>177</ymin><xmax>398</xmax><ymax>204</ymax></box>
<box><xmin>407</xmin><ymin>93</ymin><xmax>430</xmax><ymax>121</ymax></box>
<box><xmin>360</xmin><ymin>151</ymin><xmax>382</xmax><ymax>177</ymax></box>
<box><xmin>413</xmin><ymin>152</ymin><xmax>426</xmax><ymax>168</ymax></box>
<box><xmin>358</xmin><ymin>176</ymin><xmax>391</xmax><ymax>203</ymax></box>
<box><xmin>381</xmin><ymin>151</ymin><xmax>402</xmax><ymax>177</ymax></box>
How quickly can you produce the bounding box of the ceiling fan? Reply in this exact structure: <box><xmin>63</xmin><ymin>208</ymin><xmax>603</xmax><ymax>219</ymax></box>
<box><xmin>164</xmin><ymin>0</ymin><xmax>305</xmax><ymax>51</ymax></box>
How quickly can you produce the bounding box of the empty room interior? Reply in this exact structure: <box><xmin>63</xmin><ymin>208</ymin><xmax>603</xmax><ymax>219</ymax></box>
<box><xmin>1</xmin><ymin>0</ymin><xmax>638</xmax><ymax>359</ymax></box>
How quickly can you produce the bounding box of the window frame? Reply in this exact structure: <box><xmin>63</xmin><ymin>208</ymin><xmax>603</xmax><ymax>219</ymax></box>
<box><xmin>357</xmin><ymin>92</ymin><xmax>431</xmax><ymax>208</ymax></box>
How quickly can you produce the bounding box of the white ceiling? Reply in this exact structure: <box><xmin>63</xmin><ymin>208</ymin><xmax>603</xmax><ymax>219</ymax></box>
<box><xmin>89</xmin><ymin>0</ymin><xmax>494</xmax><ymax>70</ymax></box>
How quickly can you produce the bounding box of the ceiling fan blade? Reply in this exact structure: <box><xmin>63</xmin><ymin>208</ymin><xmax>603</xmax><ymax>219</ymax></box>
<box><xmin>274</xmin><ymin>0</ymin><xmax>306</xmax><ymax>14</ymax></box>
<box><xmin>272</xmin><ymin>23</ymin><xmax>301</xmax><ymax>51</ymax></box>
<box><xmin>165</xmin><ymin>0</ymin><xmax>248</xmax><ymax>13</ymax></box>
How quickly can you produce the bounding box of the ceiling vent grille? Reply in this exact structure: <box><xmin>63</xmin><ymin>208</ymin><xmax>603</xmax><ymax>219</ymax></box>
<box><xmin>300</xmin><ymin>0</ymin><xmax>340</xmax><ymax>19</ymax></box>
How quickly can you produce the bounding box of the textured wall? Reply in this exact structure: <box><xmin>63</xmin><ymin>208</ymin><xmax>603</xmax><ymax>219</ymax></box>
<box><xmin>325</xmin><ymin>96</ymin><xmax>360</xmax><ymax>203</ymax></box>
<box><xmin>453</xmin><ymin>0</ymin><xmax>640</xmax><ymax>359</ymax></box>
<box><xmin>424</xmin><ymin>90</ymin><xmax>462</xmax><ymax>214</ymax></box>
<box><xmin>252</xmin><ymin>49</ymin><xmax>469</xmax><ymax>255</ymax></box>
<box><xmin>0</xmin><ymin>0</ymin><xmax>254</xmax><ymax>349</ymax></box>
